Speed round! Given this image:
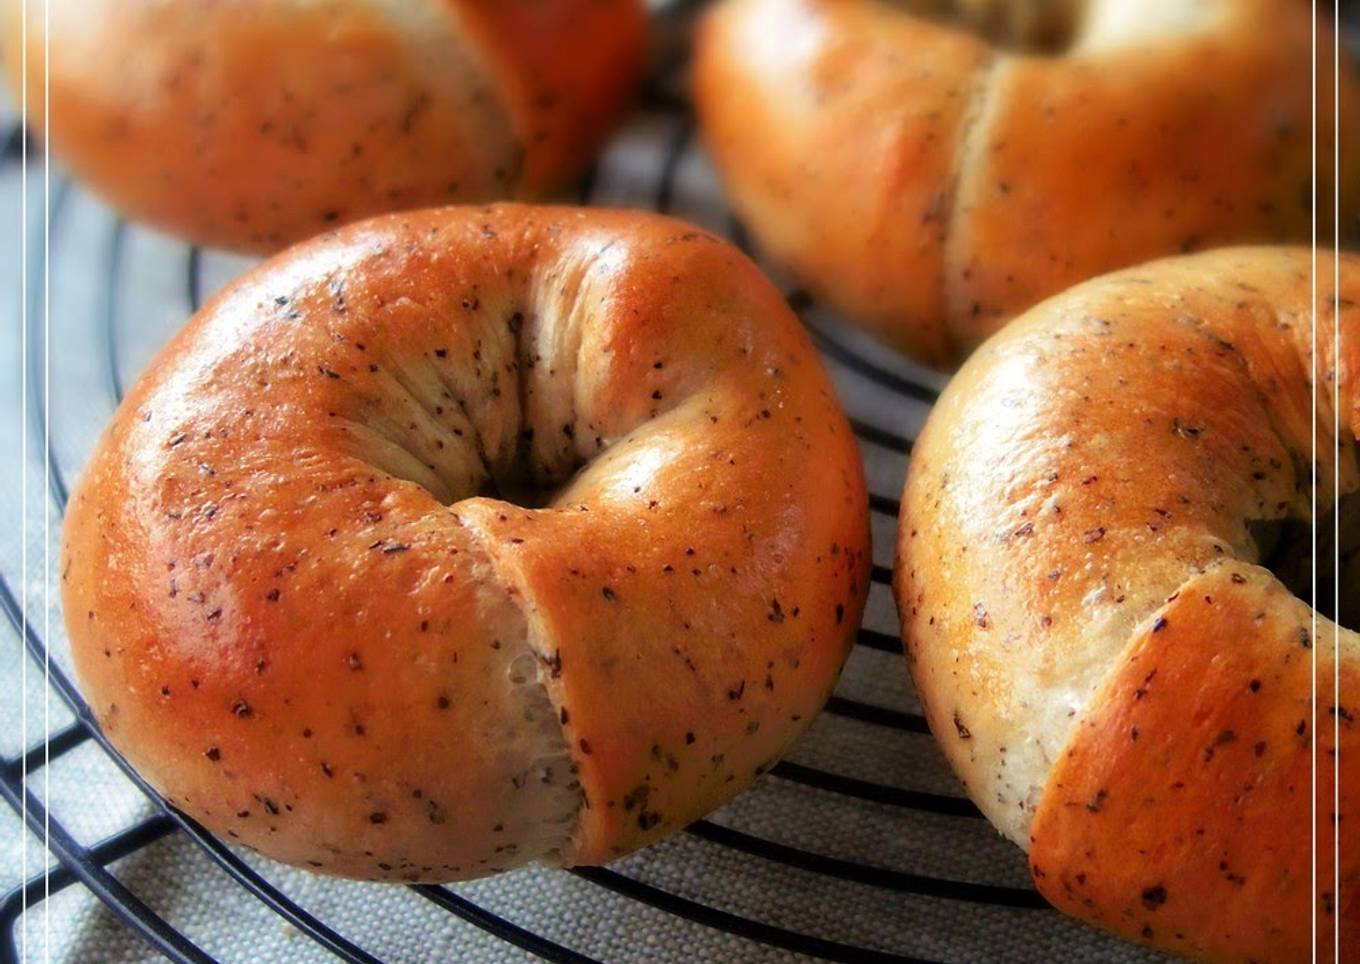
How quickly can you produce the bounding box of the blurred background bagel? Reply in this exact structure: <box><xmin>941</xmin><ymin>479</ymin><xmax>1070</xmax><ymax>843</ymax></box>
<box><xmin>695</xmin><ymin>0</ymin><xmax>1360</xmax><ymax>368</ymax></box>
<box><xmin>1</xmin><ymin>0</ymin><xmax>647</xmax><ymax>252</ymax></box>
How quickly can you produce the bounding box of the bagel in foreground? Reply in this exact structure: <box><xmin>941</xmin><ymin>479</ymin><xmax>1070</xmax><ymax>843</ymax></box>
<box><xmin>2</xmin><ymin>0</ymin><xmax>646</xmax><ymax>252</ymax></box>
<box><xmin>695</xmin><ymin>0</ymin><xmax>1360</xmax><ymax>368</ymax></box>
<box><xmin>60</xmin><ymin>204</ymin><xmax>870</xmax><ymax>881</ymax></box>
<box><xmin>896</xmin><ymin>247</ymin><xmax>1358</xmax><ymax>960</ymax></box>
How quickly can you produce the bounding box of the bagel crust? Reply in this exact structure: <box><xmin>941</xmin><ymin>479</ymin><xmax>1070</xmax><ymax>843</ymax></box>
<box><xmin>60</xmin><ymin>204</ymin><xmax>870</xmax><ymax>881</ymax></box>
<box><xmin>896</xmin><ymin>248</ymin><xmax>1358</xmax><ymax>960</ymax></box>
<box><xmin>1</xmin><ymin>0</ymin><xmax>645</xmax><ymax>252</ymax></box>
<box><xmin>695</xmin><ymin>0</ymin><xmax>1360</xmax><ymax>368</ymax></box>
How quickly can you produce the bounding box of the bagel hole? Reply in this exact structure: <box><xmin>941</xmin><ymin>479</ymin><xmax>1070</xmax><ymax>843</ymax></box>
<box><xmin>369</xmin><ymin>327</ymin><xmax>594</xmax><ymax>510</ymax></box>
<box><xmin>486</xmin><ymin>469</ymin><xmax>578</xmax><ymax>512</ymax></box>
<box><xmin>1248</xmin><ymin>492</ymin><xmax>1360</xmax><ymax>631</ymax></box>
<box><xmin>884</xmin><ymin>0</ymin><xmax>1080</xmax><ymax>54</ymax></box>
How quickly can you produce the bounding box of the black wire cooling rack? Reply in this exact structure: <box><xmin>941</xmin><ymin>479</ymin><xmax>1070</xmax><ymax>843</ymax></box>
<box><xmin>0</xmin><ymin>5</ymin><xmax>1174</xmax><ymax>962</ymax></box>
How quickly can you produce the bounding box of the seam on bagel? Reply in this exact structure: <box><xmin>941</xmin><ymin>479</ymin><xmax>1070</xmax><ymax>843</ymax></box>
<box><xmin>436</xmin><ymin>520</ymin><xmax>587</xmax><ymax>869</ymax></box>
<box><xmin>1028</xmin><ymin>560</ymin><xmax>1359</xmax><ymax>959</ymax></box>
<box><xmin>345</xmin><ymin>221</ymin><xmax>620</xmax><ymax>868</ymax></box>
<box><xmin>447</xmin><ymin>0</ymin><xmax>645</xmax><ymax>197</ymax></box>
<box><xmin>329</xmin><ymin>0</ymin><xmax>525</xmax><ymax>198</ymax></box>
<box><xmin>941</xmin><ymin>52</ymin><xmax>1010</xmax><ymax>359</ymax></box>
<box><xmin>453</xmin><ymin>515</ymin><xmax>589</xmax><ymax>866</ymax></box>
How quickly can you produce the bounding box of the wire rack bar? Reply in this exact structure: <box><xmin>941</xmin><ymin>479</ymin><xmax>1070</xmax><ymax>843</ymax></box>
<box><xmin>1</xmin><ymin>124</ymin><xmax>25</xmax><ymax>163</ymax></box>
<box><xmin>99</xmin><ymin>218</ymin><xmax>127</xmax><ymax>405</ymax></box>
<box><xmin>185</xmin><ymin>246</ymin><xmax>203</xmax><ymax>315</ymax></box>
<box><xmin>849</xmin><ymin>419</ymin><xmax>914</xmax><ymax>454</ymax></box>
<box><xmin>857</xmin><ymin>629</ymin><xmax>902</xmax><ymax>654</ymax></box>
<box><xmin>572</xmin><ymin>867</ymin><xmax>931</xmax><ymax>964</ymax></box>
<box><xmin>6</xmin><ymin>721</ymin><xmax>91</xmax><ymax>782</ymax></box>
<box><xmin>801</xmin><ymin>322</ymin><xmax>942</xmax><ymax>407</ymax></box>
<box><xmin>0</xmin><ymin>815</ymin><xmax>179</xmax><ymax>964</ymax></box>
<box><xmin>24</xmin><ymin>175</ymin><xmax>73</xmax><ymax>510</ymax></box>
<box><xmin>768</xmin><ymin>762</ymin><xmax>981</xmax><ymax>820</ymax></box>
<box><xmin>823</xmin><ymin>698</ymin><xmax>929</xmax><ymax>735</ymax></box>
<box><xmin>0</xmin><ymin>764</ymin><xmax>211</xmax><ymax>964</ymax></box>
<box><xmin>651</xmin><ymin>119</ymin><xmax>696</xmax><ymax>216</ymax></box>
<box><xmin>684</xmin><ymin>821</ymin><xmax>1046</xmax><ymax>909</ymax></box>
<box><xmin>871</xmin><ymin>494</ymin><xmax>904</xmax><ymax>518</ymax></box>
<box><xmin>412</xmin><ymin>887</ymin><xmax>602</xmax><ymax>964</ymax></box>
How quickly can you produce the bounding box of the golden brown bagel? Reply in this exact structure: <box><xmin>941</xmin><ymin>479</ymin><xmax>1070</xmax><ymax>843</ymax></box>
<box><xmin>60</xmin><ymin>204</ymin><xmax>870</xmax><ymax>881</ymax></box>
<box><xmin>2</xmin><ymin>1</ymin><xmax>645</xmax><ymax>252</ymax></box>
<box><xmin>695</xmin><ymin>0</ymin><xmax>1360</xmax><ymax>368</ymax></box>
<box><xmin>896</xmin><ymin>247</ymin><xmax>1358</xmax><ymax>960</ymax></box>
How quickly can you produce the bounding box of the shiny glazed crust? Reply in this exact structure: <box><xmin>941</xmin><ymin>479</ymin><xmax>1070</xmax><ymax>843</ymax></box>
<box><xmin>694</xmin><ymin>0</ymin><xmax>1359</xmax><ymax>368</ymax></box>
<box><xmin>896</xmin><ymin>247</ymin><xmax>1358</xmax><ymax>960</ymax></box>
<box><xmin>60</xmin><ymin>204</ymin><xmax>870</xmax><ymax>881</ymax></box>
<box><xmin>1</xmin><ymin>0</ymin><xmax>646</xmax><ymax>252</ymax></box>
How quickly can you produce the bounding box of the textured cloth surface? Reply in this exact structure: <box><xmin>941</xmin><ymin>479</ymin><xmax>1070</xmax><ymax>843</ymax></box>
<box><xmin>0</xmin><ymin>7</ymin><xmax>1171</xmax><ymax>962</ymax></box>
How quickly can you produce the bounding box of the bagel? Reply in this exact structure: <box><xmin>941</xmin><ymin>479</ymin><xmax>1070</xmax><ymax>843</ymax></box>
<box><xmin>60</xmin><ymin>204</ymin><xmax>870</xmax><ymax>881</ymax></box>
<box><xmin>895</xmin><ymin>247</ymin><xmax>1358</xmax><ymax>960</ymax></box>
<box><xmin>1</xmin><ymin>1</ymin><xmax>645</xmax><ymax>252</ymax></box>
<box><xmin>694</xmin><ymin>0</ymin><xmax>1360</xmax><ymax>368</ymax></box>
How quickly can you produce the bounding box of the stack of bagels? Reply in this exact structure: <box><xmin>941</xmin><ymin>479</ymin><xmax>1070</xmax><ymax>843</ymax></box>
<box><xmin>8</xmin><ymin>1</ymin><xmax>1357</xmax><ymax>960</ymax></box>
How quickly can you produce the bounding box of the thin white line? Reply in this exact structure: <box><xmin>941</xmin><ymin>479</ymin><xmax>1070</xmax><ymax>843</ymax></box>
<box><xmin>1310</xmin><ymin>0</ymin><xmax>1319</xmax><ymax>960</ymax></box>
<box><xmin>1332</xmin><ymin>3</ymin><xmax>1342</xmax><ymax>959</ymax></box>
<box><xmin>18</xmin><ymin>0</ymin><xmax>29</xmax><ymax>959</ymax></box>
<box><xmin>42</xmin><ymin>0</ymin><xmax>53</xmax><ymax>957</ymax></box>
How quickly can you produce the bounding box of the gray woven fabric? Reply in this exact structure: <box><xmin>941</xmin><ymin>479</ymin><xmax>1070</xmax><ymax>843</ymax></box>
<box><xmin>0</xmin><ymin>9</ymin><xmax>1172</xmax><ymax>962</ymax></box>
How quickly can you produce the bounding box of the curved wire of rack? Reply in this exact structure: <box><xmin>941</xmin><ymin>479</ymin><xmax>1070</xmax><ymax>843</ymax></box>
<box><xmin>0</xmin><ymin>16</ymin><xmax>1062</xmax><ymax>964</ymax></box>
